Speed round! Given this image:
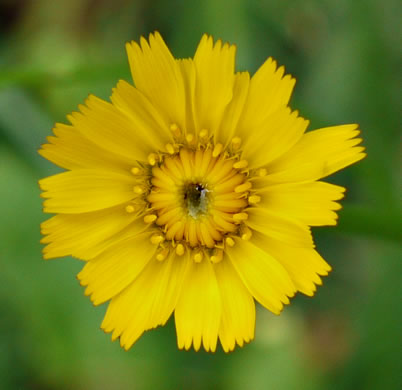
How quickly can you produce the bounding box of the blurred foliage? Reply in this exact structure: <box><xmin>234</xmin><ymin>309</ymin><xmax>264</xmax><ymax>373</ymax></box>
<box><xmin>0</xmin><ymin>0</ymin><xmax>400</xmax><ymax>389</ymax></box>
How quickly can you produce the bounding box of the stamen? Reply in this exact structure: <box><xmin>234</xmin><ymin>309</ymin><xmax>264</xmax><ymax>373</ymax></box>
<box><xmin>125</xmin><ymin>204</ymin><xmax>136</xmax><ymax>213</ymax></box>
<box><xmin>231</xmin><ymin>137</ymin><xmax>242</xmax><ymax>150</ymax></box>
<box><xmin>170</xmin><ymin>123</ymin><xmax>181</xmax><ymax>137</ymax></box>
<box><xmin>226</xmin><ymin>237</ymin><xmax>235</xmax><ymax>247</ymax></box>
<box><xmin>240</xmin><ymin>226</ymin><xmax>252</xmax><ymax>241</ymax></box>
<box><xmin>248</xmin><ymin>195</ymin><xmax>261</xmax><ymax>204</ymax></box>
<box><xmin>210</xmin><ymin>249</ymin><xmax>223</xmax><ymax>264</ymax></box>
<box><xmin>144</xmin><ymin>214</ymin><xmax>157</xmax><ymax>224</ymax></box>
<box><xmin>148</xmin><ymin>153</ymin><xmax>158</xmax><ymax>166</ymax></box>
<box><xmin>258</xmin><ymin>168</ymin><xmax>267</xmax><ymax>177</ymax></box>
<box><xmin>131</xmin><ymin>167</ymin><xmax>141</xmax><ymax>175</ymax></box>
<box><xmin>233</xmin><ymin>160</ymin><xmax>248</xmax><ymax>169</ymax></box>
<box><xmin>212</xmin><ymin>143</ymin><xmax>223</xmax><ymax>157</ymax></box>
<box><xmin>156</xmin><ymin>248</ymin><xmax>169</xmax><ymax>261</ymax></box>
<box><xmin>186</xmin><ymin>133</ymin><xmax>195</xmax><ymax>144</ymax></box>
<box><xmin>133</xmin><ymin>185</ymin><xmax>145</xmax><ymax>195</ymax></box>
<box><xmin>235</xmin><ymin>181</ymin><xmax>252</xmax><ymax>193</ymax></box>
<box><xmin>193</xmin><ymin>250</ymin><xmax>203</xmax><ymax>263</ymax></box>
<box><xmin>199</xmin><ymin>129</ymin><xmax>208</xmax><ymax>141</ymax></box>
<box><xmin>233</xmin><ymin>212</ymin><xmax>248</xmax><ymax>222</ymax></box>
<box><xmin>175</xmin><ymin>243</ymin><xmax>185</xmax><ymax>256</ymax></box>
<box><xmin>150</xmin><ymin>233</ymin><xmax>165</xmax><ymax>245</ymax></box>
<box><xmin>165</xmin><ymin>143</ymin><xmax>175</xmax><ymax>155</ymax></box>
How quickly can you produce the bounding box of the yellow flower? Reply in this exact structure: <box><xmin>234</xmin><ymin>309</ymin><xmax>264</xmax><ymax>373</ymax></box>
<box><xmin>39</xmin><ymin>32</ymin><xmax>365</xmax><ymax>353</ymax></box>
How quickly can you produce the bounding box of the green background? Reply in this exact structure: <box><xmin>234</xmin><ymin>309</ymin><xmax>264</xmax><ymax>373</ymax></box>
<box><xmin>0</xmin><ymin>0</ymin><xmax>400</xmax><ymax>389</ymax></box>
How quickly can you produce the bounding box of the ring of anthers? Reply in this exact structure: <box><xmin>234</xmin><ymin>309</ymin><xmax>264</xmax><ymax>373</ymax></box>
<box><xmin>126</xmin><ymin>124</ymin><xmax>265</xmax><ymax>263</ymax></box>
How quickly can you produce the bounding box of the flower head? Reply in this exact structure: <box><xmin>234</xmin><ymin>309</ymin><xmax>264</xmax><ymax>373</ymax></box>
<box><xmin>39</xmin><ymin>32</ymin><xmax>365</xmax><ymax>352</ymax></box>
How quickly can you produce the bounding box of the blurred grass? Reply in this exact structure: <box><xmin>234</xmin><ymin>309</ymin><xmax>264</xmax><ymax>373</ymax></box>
<box><xmin>0</xmin><ymin>0</ymin><xmax>401</xmax><ymax>389</ymax></box>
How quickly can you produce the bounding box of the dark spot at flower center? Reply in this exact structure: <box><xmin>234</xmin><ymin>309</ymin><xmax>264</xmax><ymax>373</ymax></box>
<box><xmin>184</xmin><ymin>183</ymin><xmax>208</xmax><ymax>218</ymax></box>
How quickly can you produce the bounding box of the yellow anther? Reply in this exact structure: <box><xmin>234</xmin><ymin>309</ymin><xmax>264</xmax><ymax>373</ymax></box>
<box><xmin>241</xmin><ymin>226</ymin><xmax>252</xmax><ymax>241</ymax></box>
<box><xmin>232</xmin><ymin>137</ymin><xmax>242</xmax><ymax>149</ymax></box>
<box><xmin>199</xmin><ymin>129</ymin><xmax>208</xmax><ymax>140</ymax></box>
<box><xmin>133</xmin><ymin>185</ymin><xmax>144</xmax><ymax>195</ymax></box>
<box><xmin>258</xmin><ymin>168</ymin><xmax>267</xmax><ymax>177</ymax></box>
<box><xmin>156</xmin><ymin>248</ymin><xmax>169</xmax><ymax>262</ymax></box>
<box><xmin>165</xmin><ymin>143</ymin><xmax>175</xmax><ymax>154</ymax></box>
<box><xmin>125</xmin><ymin>204</ymin><xmax>136</xmax><ymax>213</ymax></box>
<box><xmin>193</xmin><ymin>251</ymin><xmax>203</xmax><ymax>263</ymax></box>
<box><xmin>143</xmin><ymin>214</ymin><xmax>157</xmax><ymax>224</ymax></box>
<box><xmin>248</xmin><ymin>195</ymin><xmax>261</xmax><ymax>204</ymax></box>
<box><xmin>226</xmin><ymin>237</ymin><xmax>235</xmax><ymax>247</ymax></box>
<box><xmin>150</xmin><ymin>233</ymin><xmax>165</xmax><ymax>245</ymax></box>
<box><xmin>131</xmin><ymin>167</ymin><xmax>141</xmax><ymax>175</ymax></box>
<box><xmin>210</xmin><ymin>249</ymin><xmax>223</xmax><ymax>264</ymax></box>
<box><xmin>148</xmin><ymin>153</ymin><xmax>158</xmax><ymax>166</ymax></box>
<box><xmin>233</xmin><ymin>212</ymin><xmax>248</xmax><ymax>222</ymax></box>
<box><xmin>170</xmin><ymin>123</ymin><xmax>181</xmax><ymax>137</ymax></box>
<box><xmin>233</xmin><ymin>159</ymin><xmax>248</xmax><ymax>169</ymax></box>
<box><xmin>212</xmin><ymin>143</ymin><xmax>223</xmax><ymax>157</ymax></box>
<box><xmin>175</xmin><ymin>243</ymin><xmax>185</xmax><ymax>256</ymax></box>
<box><xmin>186</xmin><ymin>133</ymin><xmax>195</xmax><ymax>144</ymax></box>
<box><xmin>235</xmin><ymin>181</ymin><xmax>252</xmax><ymax>193</ymax></box>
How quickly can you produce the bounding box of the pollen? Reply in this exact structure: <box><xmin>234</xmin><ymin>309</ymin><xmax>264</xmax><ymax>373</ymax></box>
<box><xmin>186</xmin><ymin>133</ymin><xmax>195</xmax><ymax>144</ymax></box>
<box><xmin>156</xmin><ymin>248</ymin><xmax>169</xmax><ymax>261</ymax></box>
<box><xmin>144</xmin><ymin>214</ymin><xmax>157</xmax><ymax>224</ymax></box>
<box><xmin>248</xmin><ymin>195</ymin><xmax>261</xmax><ymax>204</ymax></box>
<box><xmin>169</xmin><ymin>123</ymin><xmax>181</xmax><ymax>137</ymax></box>
<box><xmin>150</xmin><ymin>233</ymin><xmax>165</xmax><ymax>245</ymax></box>
<box><xmin>125</xmin><ymin>204</ymin><xmax>136</xmax><ymax>213</ymax></box>
<box><xmin>133</xmin><ymin>185</ymin><xmax>144</xmax><ymax>194</ymax></box>
<box><xmin>233</xmin><ymin>159</ymin><xmax>248</xmax><ymax>169</ymax></box>
<box><xmin>233</xmin><ymin>212</ymin><xmax>248</xmax><ymax>222</ymax></box>
<box><xmin>175</xmin><ymin>243</ymin><xmax>185</xmax><ymax>256</ymax></box>
<box><xmin>165</xmin><ymin>143</ymin><xmax>175</xmax><ymax>154</ymax></box>
<box><xmin>148</xmin><ymin>153</ymin><xmax>158</xmax><ymax>166</ymax></box>
<box><xmin>225</xmin><ymin>237</ymin><xmax>235</xmax><ymax>247</ymax></box>
<box><xmin>193</xmin><ymin>251</ymin><xmax>203</xmax><ymax>263</ymax></box>
<box><xmin>235</xmin><ymin>181</ymin><xmax>252</xmax><ymax>193</ymax></box>
<box><xmin>231</xmin><ymin>136</ymin><xmax>242</xmax><ymax>150</ymax></box>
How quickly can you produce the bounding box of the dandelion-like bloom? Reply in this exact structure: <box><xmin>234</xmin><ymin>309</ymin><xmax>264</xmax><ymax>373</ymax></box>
<box><xmin>39</xmin><ymin>32</ymin><xmax>365</xmax><ymax>352</ymax></box>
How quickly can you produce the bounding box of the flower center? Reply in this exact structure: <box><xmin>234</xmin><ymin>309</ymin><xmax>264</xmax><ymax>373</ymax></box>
<box><xmin>127</xmin><ymin>127</ymin><xmax>262</xmax><ymax>262</ymax></box>
<box><xmin>146</xmin><ymin>147</ymin><xmax>251</xmax><ymax>250</ymax></box>
<box><xmin>184</xmin><ymin>183</ymin><xmax>209</xmax><ymax>218</ymax></box>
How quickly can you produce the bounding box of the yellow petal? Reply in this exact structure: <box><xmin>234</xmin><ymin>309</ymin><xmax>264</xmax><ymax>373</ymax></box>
<box><xmin>214</xmin><ymin>71</ymin><xmax>250</xmax><ymax>147</ymax></box>
<box><xmin>39</xmin><ymin>169</ymin><xmax>135</xmax><ymax>213</ymax></box>
<box><xmin>214</xmin><ymin>258</ymin><xmax>255</xmax><ymax>352</ymax></box>
<box><xmin>77</xmin><ymin>231</ymin><xmax>156</xmax><ymax>305</ymax></box>
<box><xmin>236</xmin><ymin>57</ymin><xmax>295</xmax><ymax>140</ymax></box>
<box><xmin>251</xmin><ymin>231</ymin><xmax>331</xmax><ymax>296</ymax></box>
<box><xmin>41</xmin><ymin>205</ymin><xmax>143</xmax><ymax>260</ymax></box>
<box><xmin>176</xmin><ymin>58</ymin><xmax>197</xmax><ymax>134</ymax></box>
<box><xmin>193</xmin><ymin>34</ymin><xmax>236</xmax><ymax>135</ymax></box>
<box><xmin>69</xmin><ymin>95</ymin><xmax>152</xmax><ymax>162</ymax></box>
<box><xmin>226</xmin><ymin>238</ymin><xmax>296</xmax><ymax>315</ymax></box>
<box><xmin>242</xmin><ymin>107</ymin><xmax>309</xmax><ymax>169</ymax></box>
<box><xmin>246</xmin><ymin>208</ymin><xmax>314</xmax><ymax>248</ymax></box>
<box><xmin>39</xmin><ymin>123</ymin><xmax>130</xmax><ymax>171</ymax></box>
<box><xmin>101</xmin><ymin>251</ymin><xmax>189</xmax><ymax>350</ymax></box>
<box><xmin>175</xmin><ymin>256</ymin><xmax>221</xmax><ymax>352</ymax></box>
<box><xmin>257</xmin><ymin>181</ymin><xmax>346</xmax><ymax>226</ymax></box>
<box><xmin>126</xmin><ymin>32</ymin><xmax>186</xmax><ymax>129</ymax></box>
<box><xmin>267</xmin><ymin>124</ymin><xmax>366</xmax><ymax>180</ymax></box>
<box><xmin>111</xmin><ymin>80</ymin><xmax>175</xmax><ymax>151</ymax></box>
